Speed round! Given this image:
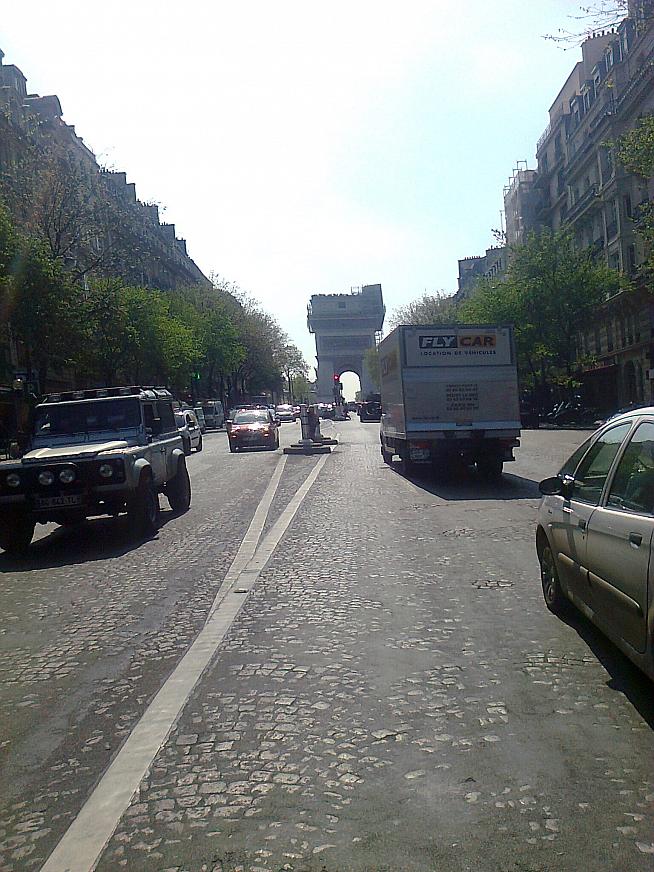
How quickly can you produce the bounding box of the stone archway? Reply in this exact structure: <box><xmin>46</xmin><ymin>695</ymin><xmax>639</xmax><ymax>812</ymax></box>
<box><xmin>307</xmin><ymin>284</ymin><xmax>385</xmax><ymax>402</ymax></box>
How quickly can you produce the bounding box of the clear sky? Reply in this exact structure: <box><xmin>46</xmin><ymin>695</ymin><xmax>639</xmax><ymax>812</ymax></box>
<box><xmin>2</xmin><ymin>1</ymin><xmax>581</xmax><ymax>398</ymax></box>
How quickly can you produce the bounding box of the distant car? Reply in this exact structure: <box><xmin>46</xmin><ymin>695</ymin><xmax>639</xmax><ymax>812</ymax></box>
<box><xmin>201</xmin><ymin>400</ymin><xmax>225</xmax><ymax>429</ymax></box>
<box><xmin>228</xmin><ymin>408</ymin><xmax>280</xmax><ymax>452</ymax></box>
<box><xmin>193</xmin><ymin>406</ymin><xmax>207</xmax><ymax>433</ymax></box>
<box><xmin>317</xmin><ymin>403</ymin><xmax>334</xmax><ymax>419</ymax></box>
<box><xmin>359</xmin><ymin>401</ymin><xmax>382</xmax><ymax>422</ymax></box>
<box><xmin>175</xmin><ymin>409</ymin><xmax>203</xmax><ymax>455</ymax></box>
<box><xmin>536</xmin><ymin>407</ymin><xmax>654</xmax><ymax>681</ymax></box>
<box><xmin>275</xmin><ymin>404</ymin><xmax>295</xmax><ymax>423</ymax></box>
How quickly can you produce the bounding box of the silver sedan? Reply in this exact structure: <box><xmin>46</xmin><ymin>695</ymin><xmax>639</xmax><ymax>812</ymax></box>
<box><xmin>536</xmin><ymin>407</ymin><xmax>654</xmax><ymax>681</ymax></box>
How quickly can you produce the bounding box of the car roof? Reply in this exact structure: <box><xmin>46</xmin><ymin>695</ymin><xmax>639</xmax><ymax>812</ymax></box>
<box><xmin>605</xmin><ymin>405</ymin><xmax>654</xmax><ymax>425</ymax></box>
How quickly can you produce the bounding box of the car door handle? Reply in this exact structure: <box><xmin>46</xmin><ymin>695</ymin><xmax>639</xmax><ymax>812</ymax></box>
<box><xmin>629</xmin><ymin>532</ymin><xmax>642</xmax><ymax>546</ymax></box>
<box><xmin>578</xmin><ymin>518</ymin><xmax>587</xmax><ymax>530</ymax></box>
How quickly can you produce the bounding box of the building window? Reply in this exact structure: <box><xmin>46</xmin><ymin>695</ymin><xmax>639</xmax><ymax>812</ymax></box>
<box><xmin>628</xmin><ymin>244</ymin><xmax>637</xmax><ymax>274</ymax></box>
<box><xmin>620</xmin><ymin>318</ymin><xmax>626</xmax><ymax>347</ymax></box>
<box><xmin>623</xmin><ymin>193</ymin><xmax>632</xmax><ymax>218</ymax></box>
<box><xmin>595</xmin><ymin>327</ymin><xmax>601</xmax><ymax>355</ymax></box>
<box><xmin>607</xmin><ymin>322</ymin><xmax>614</xmax><ymax>352</ymax></box>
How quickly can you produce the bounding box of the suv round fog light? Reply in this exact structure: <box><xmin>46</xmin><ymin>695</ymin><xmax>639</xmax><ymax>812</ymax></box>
<box><xmin>6</xmin><ymin>473</ymin><xmax>20</xmax><ymax>488</ymax></box>
<box><xmin>59</xmin><ymin>468</ymin><xmax>75</xmax><ymax>484</ymax></box>
<box><xmin>98</xmin><ymin>463</ymin><xmax>114</xmax><ymax>479</ymax></box>
<box><xmin>38</xmin><ymin>470</ymin><xmax>55</xmax><ymax>486</ymax></box>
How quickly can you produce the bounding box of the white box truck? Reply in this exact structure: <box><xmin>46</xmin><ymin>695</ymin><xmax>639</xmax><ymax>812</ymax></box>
<box><xmin>379</xmin><ymin>324</ymin><xmax>521</xmax><ymax>477</ymax></box>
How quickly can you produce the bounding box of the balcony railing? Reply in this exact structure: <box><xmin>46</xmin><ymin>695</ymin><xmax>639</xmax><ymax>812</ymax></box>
<box><xmin>566</xmin><ymin>185</ymin><xmax>598</xmax><ymax>224</ymax></box>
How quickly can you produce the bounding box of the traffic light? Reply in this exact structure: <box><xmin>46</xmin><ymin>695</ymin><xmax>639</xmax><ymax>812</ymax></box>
<box><xmin>333</xmin><ymin>373</ymin><xmax>340</xmax><ymax>383</ymax></box>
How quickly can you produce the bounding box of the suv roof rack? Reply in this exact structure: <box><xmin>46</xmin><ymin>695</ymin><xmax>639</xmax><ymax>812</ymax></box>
<box><xmin>41</xmin><ymin>386</ymin><xmax>173</xmax><ymax>404</ymax></box>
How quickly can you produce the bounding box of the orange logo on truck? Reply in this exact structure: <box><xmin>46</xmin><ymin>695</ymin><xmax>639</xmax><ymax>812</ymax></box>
<box><xmin>459</xmin><ymin>335</ymin><xmax>496</xmax><ymax>347</ymax></box>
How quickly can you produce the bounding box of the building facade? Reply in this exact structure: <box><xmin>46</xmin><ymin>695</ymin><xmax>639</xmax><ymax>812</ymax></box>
<box><xmin>455</xmin><ymin>247</ymin><xmax>507</xmax><ymax>302</ymax></box>
<box><xmin>0</xmin><ymin>48</ymin><xmax>211</xmax><ymax>402</ymax></box>
<box><xmin>501</xmin><ymin>11</ymin><xmax>654</xmax><ymax>410</ymax></box>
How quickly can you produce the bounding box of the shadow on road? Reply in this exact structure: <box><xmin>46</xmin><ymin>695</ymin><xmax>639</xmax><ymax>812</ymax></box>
<box><xmin>0</xmin><ymin>508</ymin><xmax>177</xmax><ymax>573</ymax></box>
<box><xmin>388</xmin><ymin>462</ymin><xmax>541</xmax><ymax>501</ymax></box>
<box><xmin>558</xmin><ymin>607</ymin><xmax>654</xmax><ymax>728</ymax></box>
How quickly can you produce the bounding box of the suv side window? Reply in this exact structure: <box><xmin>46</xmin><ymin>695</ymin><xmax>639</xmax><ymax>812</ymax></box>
<box><xmin>607</xmin><ymin>422</ymin><xmax>654</xmax><ymax>514</ymax></box>
<box><xmin>157</xmin><ymin>401</ymin><xmax>176</xmax><ymax>434</ymax></box>
<box><xmin>143</xmin><ymin>403</ymin><xmax>156</xmax><ymax>431</ymax></box>
<box><xmin>570</xmin><ymin>423</ymin><xmax>632</xmax><ymax>505</ymax></box>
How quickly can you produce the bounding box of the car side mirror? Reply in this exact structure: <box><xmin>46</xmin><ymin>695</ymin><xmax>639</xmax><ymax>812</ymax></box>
<box><xmin>539</xmin><ymin>475</ymin><xmax>573</xmax><ymax>497</ymax></box>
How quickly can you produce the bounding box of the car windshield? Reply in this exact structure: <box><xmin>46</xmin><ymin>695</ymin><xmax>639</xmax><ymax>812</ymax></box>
<box><xmin>33</xmin><ymin>398</ymin><xmax>141</xmax><ymax>436</ymax></box>
<box><xmin>174</xmin><ymin>413</ymin><xmax>186</xmax><ymax>427</ymax></box>
<box><xmin>233</xmin><ymin>411</ymin><xmax>269</xmax><ymax>424</ymax></box>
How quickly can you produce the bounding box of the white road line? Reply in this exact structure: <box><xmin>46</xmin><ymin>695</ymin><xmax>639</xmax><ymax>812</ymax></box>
<box><xmin>41</xmin><ymin>453</ymin><xmax>328</xmax><ymax>872</ymax></box>
<box><xmin>207</xmin><ymin>454</ymin><xmax>287</xmax><ymax>618</ymax></box>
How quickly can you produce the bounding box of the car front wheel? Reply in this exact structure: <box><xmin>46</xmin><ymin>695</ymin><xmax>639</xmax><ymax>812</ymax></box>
<box><xmin>0</xmin><ymin>510</ymin><xmax>35</xmax><ymax>555</ymax></box>
<box><xmin>128</xmin><ymin>475</ymin><xmax>159</xmax><ymax>538</ymax></box>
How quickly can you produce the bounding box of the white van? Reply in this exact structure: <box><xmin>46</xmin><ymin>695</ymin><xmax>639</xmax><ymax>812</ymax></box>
<box><xmin>201</xmin><ymin>400</ymin><xmax>225</xmax><ymax>429</ymax></box>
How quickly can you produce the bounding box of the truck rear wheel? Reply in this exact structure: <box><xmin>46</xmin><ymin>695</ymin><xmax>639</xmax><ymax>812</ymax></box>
<box><xmin>478</xmin><ymin>455</ymin><xmax>503</xmax><ymax>480</ymax></box>
<box><xmin>0</xmin><ymin>510</ymin><xmax>35</xmax><ymax>555</ymax></box>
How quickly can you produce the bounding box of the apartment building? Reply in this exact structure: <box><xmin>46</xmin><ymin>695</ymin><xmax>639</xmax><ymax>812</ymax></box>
<box><xmin>528</xmin><ymin>12</ymin><xmax>654</xmax><ymax>410</ymax></box>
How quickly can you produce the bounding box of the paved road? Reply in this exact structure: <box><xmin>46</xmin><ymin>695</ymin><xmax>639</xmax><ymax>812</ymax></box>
<box><xmin>0</xmin><ymin>420</ymin><xmax>652</xmax><ymax>871</ymax></box>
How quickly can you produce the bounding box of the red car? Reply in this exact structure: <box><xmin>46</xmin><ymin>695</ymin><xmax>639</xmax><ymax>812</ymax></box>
<box><xmin>227</xmin><ymin>408</ymin><xmax>280</xmax><ymax>452</ymax></box>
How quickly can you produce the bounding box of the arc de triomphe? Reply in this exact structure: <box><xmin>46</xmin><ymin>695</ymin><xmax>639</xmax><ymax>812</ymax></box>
<box><xmin>307</xmin><ymin>284</ymin><xmax>385</xmax><ymax>402</ymax></box>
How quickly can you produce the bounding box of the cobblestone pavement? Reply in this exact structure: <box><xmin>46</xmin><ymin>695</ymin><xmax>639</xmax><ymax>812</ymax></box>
<box><xmin>1</xmin><ymin>422</ymin><xmax>653</xmax><ymax>871</ymax></box>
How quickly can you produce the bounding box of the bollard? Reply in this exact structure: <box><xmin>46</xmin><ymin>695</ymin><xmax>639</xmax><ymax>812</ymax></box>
<box><xmin>283</xmin><ymin>402</ymin><xmax>333</xmax><ymax>454</ymax></box>
<box><xmin>299</xmin><ymin>404</ymin><xmax>314</xmax><ymax>447</ymax></box>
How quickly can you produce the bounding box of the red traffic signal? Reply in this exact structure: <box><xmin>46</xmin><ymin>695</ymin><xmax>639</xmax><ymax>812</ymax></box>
<box><xmin>333</xmin><ymin>373</ymin><xmax>340</xmax><ymax>383</ymax></box>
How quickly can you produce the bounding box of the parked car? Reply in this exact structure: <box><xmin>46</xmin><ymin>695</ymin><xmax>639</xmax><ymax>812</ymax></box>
<box><xmin>193</xmin><ymin>406</ymin><xmax>207</xmax><ymax>433</ymax></box>
<box><xmin>227</xmin><ymin>408</ymin><xmax>280</xmax><ymax>452</ymax></box>
<box><xmin>201</xmin><ymin>400</ymin><xmax>225</xmax><ymax>429</ymax></box>
<box><xmin>536</xmin><ymin>407</ymin><xmax>654</xmax><ymax>681</ymax></box>
<box><xmin>175</xmin><ymin>409</ymin><xmax>203</xmax><ymax>455</ymax></box>
<box><xmin>0</xmin><ymin>386</ymin><xmax>191</xmax><ymax>554</ymax></box>
<box><xmin>275</xmin><ymin>404</ymin><xmax>295</xmax><ymax>423</ymax></box>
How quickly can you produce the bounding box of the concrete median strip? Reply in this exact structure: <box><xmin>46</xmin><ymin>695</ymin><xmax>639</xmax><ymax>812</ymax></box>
<box><xmin>40</xmin><ymin>452</ymin><xmax>329</xmax><ymax>872</ymax></box>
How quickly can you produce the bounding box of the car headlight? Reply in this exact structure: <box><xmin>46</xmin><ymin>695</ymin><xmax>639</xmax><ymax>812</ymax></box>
<box><xmin>98</xmin><ymin>463</ymin><xmax>114</xmax><ymax>479</ymax></box>
<box><xmin>6</xmin><ymin>473</ymin><xmax>20</xmax><ymax>488</ymax></box>
<box><xmin>59</xmin><ymin>468</ymin><xmax>75</xmax><ymax>484</ymax></box>
<box><xmin>38</xmin><ymin>470</ymin><xmax>55</xmax><ymax>486</ymax></box>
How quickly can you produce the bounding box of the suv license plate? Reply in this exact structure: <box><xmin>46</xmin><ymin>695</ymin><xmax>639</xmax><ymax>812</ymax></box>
<box><xmin>34</xmin><ymin>494</ymin><xmax>83</xmax><ymax>509</ymax></box>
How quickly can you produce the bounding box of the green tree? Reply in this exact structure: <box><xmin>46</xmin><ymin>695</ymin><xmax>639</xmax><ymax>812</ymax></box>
<box><xmin>363</xmin><ymin>347</ymin><xmax>381</xmax><ymax>391</ymax></box>
<box><xmin>276</xmin><ymin>343</ymin><xmax>309</xmax><ymax>401</ymax></box>
<box><xmin>616</xmin><ymin>114</ymin><xmax>654</xmax><ymax>278</ymax></box>
<box><xmin>390</xmin><ymin>291</ymin><xmax>458</xmax><ymax>328</ymax></box>
<box><xmin>460</xmin><ymin>229</ymin><xmax>621</xmax><ymax>390</ymax></box>
<box><xmin>3</xmin><ymin>236</ymin><xmax>80</xmax><ymax>390</ymax></box>
<box><xmin>0</xmin><ymin>202</ymin><xmax>18</xmax><ymax>382</ymax></box>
